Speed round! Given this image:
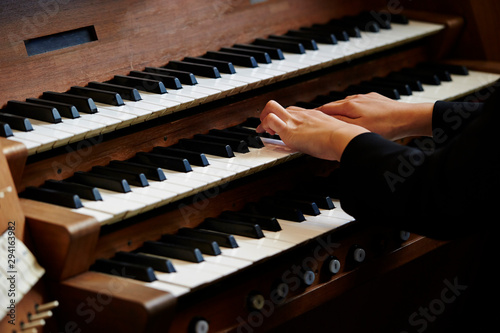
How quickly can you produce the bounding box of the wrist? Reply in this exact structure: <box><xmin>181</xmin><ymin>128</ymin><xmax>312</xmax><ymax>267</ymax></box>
<box><xmin>398</xmin><ymin>102</ymin><xmax>434</xmax><ymax>138</ymax></box>
<box><xmin>331</xmin><ymin>124</ymin><xmax>370</xmax><ymax>161</ymax></box>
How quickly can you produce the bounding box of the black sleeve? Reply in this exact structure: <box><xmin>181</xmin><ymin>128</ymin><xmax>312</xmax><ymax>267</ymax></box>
<box><xmin>335</xmin><ymin>93</ymin><xmax>499</xmax><ymax>239</ymax></box>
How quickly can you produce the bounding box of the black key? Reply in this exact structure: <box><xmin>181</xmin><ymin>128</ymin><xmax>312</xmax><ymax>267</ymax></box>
<box><xmin>91</xmin><ymin>258</ymin><xmax>156</xmax><ymax>282</ymax></box>
<box><xmin>263</xmin><ymin>196</ymin><xmax>320</xmax><ymax>216</ymax></box>
<box><xmin>128</xmin><ymin>71</ymin><xmax>182</xmax><ymax>90</ymax></box>
<box><xmin>108</xmin><ymin>160</ymin><xmax>166</xmax><ymax>181</ymax></box>
<box><xmin>219</xmin><ymin>47</ymin><xmax>272</xmax><ymax>64</ymax></box>
<box><xmin>144</xmin><ymin>67</ymin><xmax>198</xmax><ymax>85</ymax></box>
<box><xmin>184</xmin><ymin>56</ymin><xmax>236</xmax><ymax>74</ymax></box>
<box><xmin>133</xmin><ymin>152</ymin><xmax>192</xmax><ymax>172</ymax></box>
<box><xmin>294</xmin><ymin>101</ymin><xmax>322</xmax><ymax>109</ymax></box>
<box><xmin>228</xmin><ymin>124</ymin><xmax>280</xmax><ymax>141</ymax></box>
<box><xmin>0</xmin><ymin>113</ymin><xmax>32</xmax><ymax>131</ymax></box>
<box><xmin>268</xmin><ymin>34</ymin><xmax>318</xmax><ymax>50</ymax></box>
<box><xmin>220</xmin><ymin>211</ymin><xmax>281</xmax><ymax>232</ymax></box>
<box><xmin>71</xmin><ymin>171</ymin><xmax>131</xmax><ymax>193</ymax></box>
<box><xmin>153</xmin><ymin>146</ymin><xmax>209</xmax><ymax>166</ymax></box>
<box><xmin>41</xmin><ymin>91</ymin><xmax>98</xmax><ymax>114</ymax></box>
<box><xmin>201</xmin><ymin>217</ymin><xmax>264</xmax><ymax>239</ymax></box>
<box><xmin>323</xmin><ymin>21</ymin><xmax>362</xmax><ymax>38</ymax></box>
<box><xmin>307</xmin><ymin>25</ymin><xmax>351</xmax><ymax>41</ymax></box>
<box><xmin>253</xmin><ymin>38</ymin><xmax>305</xmax><ymax>54</ymax></box>
<box><xmin>250</xmin><ymin>200</ymin><xmax>306</xmax><ymax>222</ymax></box>
<box><xmin>390</xmin><ymin>13</ymin><xmax>409</xmax><ymax>24</ymax></box>
<box><xmin>338</xmin><ymin>17</ymin><xmax>380</xmax><ymax>32</ymax></box>
<box><xmin>70</xmin><ymin>86</ymin><xmax>124</xmax><ymax>106</ymax></box>
<box><xmin>326</xmin><ymin>91</ymin><xmax>351</xmax><ymax>101</ymax></box>
<box><xmin>193</xmin><ymin>134</ymin><xmax>249</xmax><ymax>153</ymax></box>
<box><xmin>413</xmin><ymin>65</ymin><xmax>452</xmax><ymax>81</ymax></box>
<box><xmin>21</xmin><ymin>186</ymin><xmax>83</xmax><ymax>209</ymax></box>
<box><xmin>208</xmin><ymin>129</ymin><xmax>264</xmax><ymax>148</ymax></box>
<box><xmin>238</xmin><ymin>117</ymin><xmax>261</xmax><ymax>129</ymax></box>
<box><xmin>397</xmin><ymin>69</ymin><xmax>441</xmax><ymax>85</ymax></box>
<box><xmin>160</xmin><ymin>234</ymin><xmax>221</xmax><ymax>256</ymax></box>
<box><xmin>233</xmin><ymin>43</ymin><xmax>284</xmax><ymax>60</ymax></box>
<box><xmin>383</xmin><ymin>74</ymin><xmax>424</xmax><ymax>92</ymax></box>
<box><xmin>345</xmin><ymin>84</ymin><xmax>400</xmax><ymax>100</ymax></box>
<box><xmin>204</xmin><ymin>51</ymin><xmax>258</xmax><ymax>68</ymax></box>
<box><xmin>0</xmin><ymin>122</ymin><xmax>13</xmax><ymax>137</ymax></box>
<box><xmin>6</xmin><ymin>101</ymin><xmax>61</xmax><ymax>123</ymax></box>
<box><xmin>90</xmin><ymin>166</ymin><xmax>149</xmax><ymax>187</ymax></box>
<box><xmin>358</xmin><ymin>11</ymin><xmax>392</xmax><ymax>29</ymax></box>
<box><xmin>26</xmin><ymin>98</ymin><xmax>80</xmax><ymax>119</ymax></box>
<box><xmin>142</xmin><ymin>241</ymin><xmax>204</xmax><ymax>263</ymax></box>
<box><xmin>311</xmin><ymin>94</ymin><xmax>336</xmax><ymax>105</ymax></box>
<box><xmin>178</xmin><ymin>138</ymin><xmax>234</xmax><ymax>158</ymax></box>
<box><xmin>177</xmin><ymin>228</ymin><xmax>238</xmax><ymax>248</ymax></box>
<box><xmin>286</xmin><ymin>191</ymin><xmax>335</xmax><ymax>210</ymax></box>
<box><xmin>43</xmin><ymin>179</ymin><xmax>102</xmax><ymax>201</ymax></box>
<box><xmin>112</xmin><ymin>75</ymin><xmax>167</xmax><ymax>94</ymax></box>
<box><xmin>369</xmin><ymin>78</ymin><xmax>413</xmax><ymax>95</ymax></box>
<box><xmin>345</xmin><ymin>15</ymin><xmax>383</xmax><ymax>32</ymax></box>
<box><xmin>287</xmin><ymin>29</ymin><xmax>338</xmax><ymax>44</ymax></box>
<box><xmin>418</xmin><ymin>62</ymin><xmax>469</xmax><ymax>75</ymax></box>
<box><xmin>87</xmin><ymin>82</ymin><xmax>142</xmax><ymax>101</ymax></box>
<box><xmin>166</xmin><ymin>60</ymin><xmax>221</xmax><ymax>79</ymax></box>
<box><xmin>115</xmin><ymin>252</ymin><xmax>176</xmax><ymax>273</ymax></box>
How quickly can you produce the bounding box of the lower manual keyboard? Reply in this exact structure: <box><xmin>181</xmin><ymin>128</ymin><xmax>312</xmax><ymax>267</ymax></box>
<box><xmin>90</xmin><ymin>198</ymin><xmax>355</xmax><ymax>297</ymax></box>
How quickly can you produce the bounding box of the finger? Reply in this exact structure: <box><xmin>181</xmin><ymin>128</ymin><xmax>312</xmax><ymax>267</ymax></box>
<box><xmin>258</xmin><ymin>112</ymin><xmax>288</xmax><ymax>135</ymax></box>
<box><xmin>260</xmin><ymin>100</ymin><xmax>291</xmax><ymax>123</ymax></box>
<box><xmin>286</xmin><ymin>106</ymin><xmax>306</xmax><ymax>111</ymax></box>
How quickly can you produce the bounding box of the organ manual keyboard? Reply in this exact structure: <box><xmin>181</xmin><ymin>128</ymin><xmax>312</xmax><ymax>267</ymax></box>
<box><xmin>1</xmin><ymin>0</ymin><xmax>499</xmax><ymax>332</ymax></box>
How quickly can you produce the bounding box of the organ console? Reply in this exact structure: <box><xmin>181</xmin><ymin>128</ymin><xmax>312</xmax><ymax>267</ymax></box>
<box><xmin>1</xmin><ymin>0</ymin><xmax>498</xmax><ymax>332</ymax></box>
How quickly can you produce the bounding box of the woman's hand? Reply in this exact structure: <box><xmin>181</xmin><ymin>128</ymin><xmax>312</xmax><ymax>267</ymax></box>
<box><xmin>316</xmin><ymin>93</ymin><xmax>434</xmax><ymax>140</ymax></box>
<box><xmin>257</xmin><ymin>100</ymin><xmax>369</xmax><ymax>161</ymax></box>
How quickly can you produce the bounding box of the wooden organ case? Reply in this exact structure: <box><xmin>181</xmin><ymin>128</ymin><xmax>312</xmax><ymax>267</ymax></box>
<box><xmin>1</xmin><ymin>0</ymin><xmax>498</xmax><ymax>332</ymax></box>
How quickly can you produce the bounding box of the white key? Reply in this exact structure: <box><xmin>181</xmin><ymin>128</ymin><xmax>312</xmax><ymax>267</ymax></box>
<box><xmin>7</xmin><ymin>135</ymin><xmax>42</xmax><ymax>154</ymax></box>
<box><xmin>9</xmin><ymin>129</ymin><xmax>56</xmax><ymax>153</ymax></box>
<box><xmin>195</xmin><ymin>76</ymin><xmax>247</xmax><ymax>97</ymax></box>
<box><xmin>203</xmin><ymin>254</ymin><xmax>252</xmax><ymax>269</ymax></box>
<box><xmin>233</xmin><ymin>235</ymin><xmax>296</xmax><ymax>251</ymax></box>
<box><xmin>96</xmin><ymin>102</ymin><xmax>154</xmax><ymax>125</ymax></box>
<box><xmin>30</xmin><ymin>119</ymin><xmax>89</xmax><ymax>143</ymax></box>
<box><xmin>92</xmin><ymin>105</ymin><xmax>139</xmax><ymax>129</ymax></box>
<box><xmin>219</xmin><ymin>239</ymin><xmax>281</xmax><ymax>262</ymax></box>
<box><xmin>131</xmin><ymin>279</ymin><xmax>190</xmax><ymax>297</ymax></box>
<box><xmin>80</xmin><ymin>195</ymin><xmax>144</xmax><ymax>221</ymax></box>
<box><xmin>154</xmin><ymin>266</ymin><xmax>221</xmax><ymax>289</ymax></box>
<box><xmin>98</xmin><ymin>188</ymin><xmax>160</xmax><ymax>215</ymax></box>
<box><xmin>70</xmin><ymin>207</ymin><xmax>116</xmax><ymax>225</ymax></box>
<box><xmin>166</xmin><ymin>257</ymin><xmax>238</xmax><ymax>276</ymax></box>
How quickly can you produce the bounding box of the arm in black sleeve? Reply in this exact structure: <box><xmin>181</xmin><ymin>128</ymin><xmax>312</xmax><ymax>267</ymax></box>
<box><xmin>335</xmin><ymin>93</ymin><xmax>499</xmax><ymax>239</ymax></box>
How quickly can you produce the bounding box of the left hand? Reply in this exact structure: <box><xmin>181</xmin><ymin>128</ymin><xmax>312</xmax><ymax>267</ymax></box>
<box><xmin>257</xmin><ymin>100</ymin><xmax>369</xmax><ymax>161</ymax></box>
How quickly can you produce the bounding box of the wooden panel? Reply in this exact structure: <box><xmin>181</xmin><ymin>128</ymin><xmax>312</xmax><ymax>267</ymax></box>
<box><xmin>0</xmin><ymin>0</ymin><xmax>387</xmax><ymax>108</ymax></box>
<box><xmin>402</xmin><ymin>0</ymin><xmax>500</xmax><ymax>61</ymax></box>
<box><xmin>58</xmin><ymin>271</ymin><xmax>177</xmax><ymax>333</ymax></box>
<box><xmin>0</xmin><ymin>139</ymin><xmax>25</xmax><ymax>239</ymax></box>
<box><xmin>21</xmin><ymin>199</ymin><xmax>101</xmax><ymax>280</ymax></box>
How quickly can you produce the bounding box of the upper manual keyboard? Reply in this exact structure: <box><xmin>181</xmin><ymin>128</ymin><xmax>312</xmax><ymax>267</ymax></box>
<box><xmin>1</xmin><ymin>14</ymin><xmax>446</xmax><ymax>155</ymax></box>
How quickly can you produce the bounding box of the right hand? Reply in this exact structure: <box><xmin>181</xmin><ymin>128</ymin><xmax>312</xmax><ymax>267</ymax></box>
<box><xmin>313</xmin><ymin>93</ymin><xmax>434</xmax><ymax>140</ymax></box>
